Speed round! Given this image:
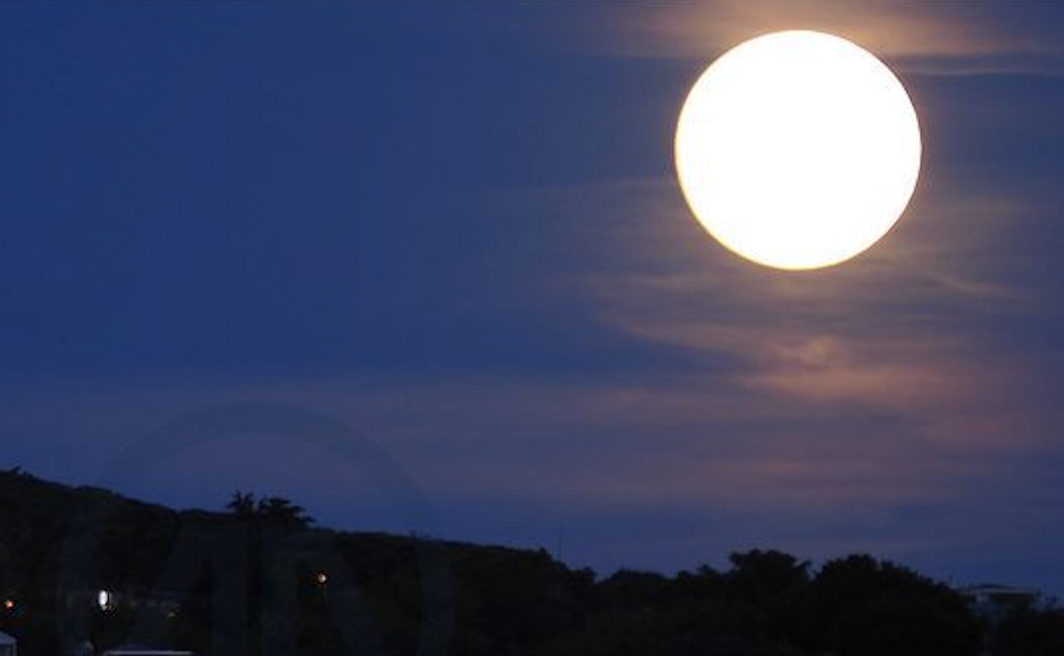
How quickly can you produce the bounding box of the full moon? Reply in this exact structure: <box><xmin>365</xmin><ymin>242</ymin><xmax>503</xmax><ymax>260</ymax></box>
<box><xmin>675</xmin><ymin>30</ymin><xmax>922</xmax><ymax>270</ymax></box>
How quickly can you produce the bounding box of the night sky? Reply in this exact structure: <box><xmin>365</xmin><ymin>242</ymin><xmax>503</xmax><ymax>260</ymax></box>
<box><xmin>3</xmin><ymin>2</ymin><xmax>1064</xmax><ymax>594</ymax></box>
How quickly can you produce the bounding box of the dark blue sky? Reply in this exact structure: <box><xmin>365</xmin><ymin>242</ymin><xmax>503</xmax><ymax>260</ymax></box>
<box><xmin>3</xmin><ymin>2</ymin><xmax>1064</xmax><ymax>592</ymax></box>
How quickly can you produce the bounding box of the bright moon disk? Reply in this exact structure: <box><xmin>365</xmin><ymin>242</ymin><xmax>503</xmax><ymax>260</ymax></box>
<box><xmin>675</xmin><ymin>30</ymin><xmax>922</xmax><ymax>270</ymax></box>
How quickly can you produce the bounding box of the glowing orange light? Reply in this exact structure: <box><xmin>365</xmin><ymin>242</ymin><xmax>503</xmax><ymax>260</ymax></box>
<box><xmin>3</xmin><ymin>598</ymin><xmax>14</xmax><ymax>611</ymax></box>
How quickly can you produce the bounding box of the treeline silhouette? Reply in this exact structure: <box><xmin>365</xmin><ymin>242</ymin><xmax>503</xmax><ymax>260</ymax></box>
<box><xmin>225</xmin><ymin>491</ymin><xmax>314</xmax><ymax>526</ymax></box>
<box><xmin>1</xmin><ymin>468</ymin><xmax>1061</xmax><ymax>656</ymax></box>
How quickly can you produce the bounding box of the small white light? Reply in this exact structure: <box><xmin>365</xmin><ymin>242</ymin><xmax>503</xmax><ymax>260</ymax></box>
<box><xmin>97</xmin><ymin>589</ymin><xmax>115</xmax><ymax>611</ymax></box>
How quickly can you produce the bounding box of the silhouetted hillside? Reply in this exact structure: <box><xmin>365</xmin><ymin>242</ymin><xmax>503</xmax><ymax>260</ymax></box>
<box><xmin>1</xmin><ymin>468</ymin><xmax>1060</xmax><ymax>656</ymax></box>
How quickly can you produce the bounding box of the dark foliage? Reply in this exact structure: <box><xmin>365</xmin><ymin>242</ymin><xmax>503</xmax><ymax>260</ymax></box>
<box><xmin>993</xmin><ymin>607</ymin><xmax>1064</xmax><ymax>656</ymax></box>
<box><xmin>0</xmin><ymin>469</ymin><xmax>1057</xmax><ymax>656</ymax></box>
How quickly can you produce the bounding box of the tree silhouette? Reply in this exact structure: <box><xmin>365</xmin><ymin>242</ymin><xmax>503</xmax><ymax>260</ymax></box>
<box><xmin>226</xmin><ymin>490</ymin><xmax>256</xmax><ymax>519</ymax></box>
<box><xmin>994</xmin><ymin>607</ymin><xmax>1064</xmax><ymax>656</ymax></box>
<box><xmin>256</xmin><ymin>495</ymin><xmax>313</xmax><ymax>526</ymax></box>
<box><xmin>811</xmin><ymin>554</ymin><xmax>981</xmax><ymax>656</ymax></box>
<box><xmin>225</xmin><ymin>491</ymin><xmax>314</xmax><ymax>526</ymax></box>
<box><xmin>2</xmin><ymin>470</ymin><xmax>1038</xmax><ymax>656</ymax></box>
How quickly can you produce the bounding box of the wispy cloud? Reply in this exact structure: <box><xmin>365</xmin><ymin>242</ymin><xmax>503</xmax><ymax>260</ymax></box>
<box><xmin>485</xmin><ymin>161</ymin><xmax>1064</xmax><ymax>530</ymax></box>
<box><xmin>584</xmin><ymin>1</ymin><xmax>1064</xmax><ymax>77</ymax></box>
